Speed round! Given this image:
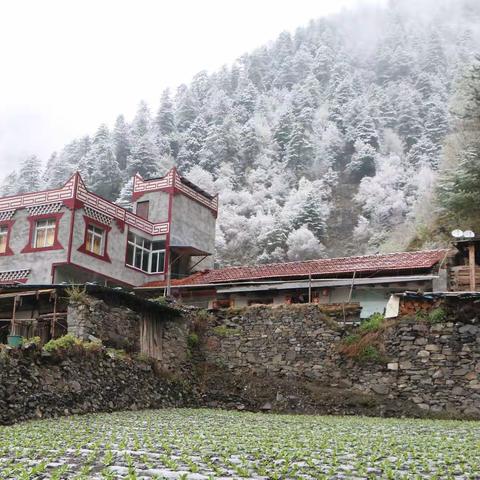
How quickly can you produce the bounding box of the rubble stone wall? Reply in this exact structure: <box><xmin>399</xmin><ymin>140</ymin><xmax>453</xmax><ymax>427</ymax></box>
<box><xmin>200</xmin><ymin>304</ymin><xmax>480</xmax><ymax>418</ymax></box>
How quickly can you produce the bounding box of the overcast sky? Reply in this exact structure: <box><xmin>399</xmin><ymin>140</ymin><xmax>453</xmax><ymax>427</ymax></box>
<box><xmin>0</xmin><ymin>0</ymin><xmax>386</xmax><ymax>176</ymax></box>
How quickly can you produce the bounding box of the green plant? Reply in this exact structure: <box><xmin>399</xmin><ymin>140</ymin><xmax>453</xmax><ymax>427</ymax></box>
<box><xmin>213</xmin><ymin>325</ymin><xmax>240</xmax><ymax>336</ymax></box>
<box><xmin>22</xmin><ymin>336</ymin><xmax>42</xmax><ymax>348</ymax></box>
<box><xmin>134</xmin><ymin>352</ymin><xmax>152</xmax><ymax>364</ymax></box>
<box><xmin>83</xmin><ymin>338</ymin><xmax>103</xmax><ymax>352</ymax></box>
<box><xmin>428</xmin><ymin>308</ymin><xmax>447</xmax><ymax>324</ymax></box>
<box><xmin>65</xmin><ymin>285</ymin><xmax>88</xmax><ymax>303</ymax></box>
<box><xmin>187</xmin><ymin>332</ymin><xmax>199</xmax><ymax>349</ymax></box>
<box><xmin>43</xmin><ymin>334</ymin><xmax>82</xmax><ymax>353</ymax></box>
<box><xmin>358</xmin><ymin>345</ymin><xmax>381</xmax><ymax>363</ymax></box>
<box><xmin>359</xmin><ymin>313</ymin><xmax>385</xmax><ymax>334</ymax></box>
<box><xmin>343</xmin><ymin>334</ymin><xmax>360</xmax><ymax>345</ymax></box>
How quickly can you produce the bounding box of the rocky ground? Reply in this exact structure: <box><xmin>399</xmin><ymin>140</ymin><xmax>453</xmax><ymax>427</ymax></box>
<box><xmin>0</xmin><ymin>408</ymin><xmax>478</xmax><ymax>479</ymax></box>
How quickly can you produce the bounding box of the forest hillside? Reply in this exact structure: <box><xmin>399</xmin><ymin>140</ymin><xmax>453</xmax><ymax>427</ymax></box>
<box><xmin>2</xmin><ymin>0</ymin><xmax>480</xmax><ymax>266</ymax></box>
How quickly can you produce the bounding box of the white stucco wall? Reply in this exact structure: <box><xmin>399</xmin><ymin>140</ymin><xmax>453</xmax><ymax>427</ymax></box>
<box><xmin>0</xmin><ymin>207</ymin><xmax>70</xmax><ymax>283</ymax></box>
<box><xmin>133</xmin><ymin>191</ymin><xmax>169</xmax><ymax>223</ymax></box>
<box><xmin>69</xmin><ymin>208</ymin><xmax>166</xmax><ymax>286</ymax></box>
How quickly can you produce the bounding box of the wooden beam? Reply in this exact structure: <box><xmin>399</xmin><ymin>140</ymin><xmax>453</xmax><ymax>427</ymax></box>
<box><xmin>469</xmin><ymin>243</ymin><xmax>476</xmax><ymax>291</ymax></box>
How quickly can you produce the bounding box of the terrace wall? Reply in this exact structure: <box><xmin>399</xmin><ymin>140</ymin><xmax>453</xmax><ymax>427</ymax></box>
<box><xmin>0</xmin><ymin>347</ymin><xmax>192</xmax><ymax>425</ymax></box>
<box><xmin>198</xmin><ymin>304</ymin><xmax>480</xmax><ymax>418</ymax></box>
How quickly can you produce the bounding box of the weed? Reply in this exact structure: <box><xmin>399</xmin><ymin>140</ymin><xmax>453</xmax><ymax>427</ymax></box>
<box><xmin>213</xmin><ymin>325</ymin><xmax>240</xmax><ymax>336</ymax></box>
<box><xmin>359</xmin><ymin>313</ymin><xmax>385</xmax><ymax>334</ymax></box>
<box><xmin>65</xmin><ymin>285</ymin><xmax>88</xmax><ymax>303</ymax></box>
<box><xmin>187</xmin><ymin>332</ymin><xmax>199</xmax><ymax>349</ymax></box>
<box><xmin>428</xmin><ymin>308</ymin><xmax>447</xmax><ymax>324</ymax></box>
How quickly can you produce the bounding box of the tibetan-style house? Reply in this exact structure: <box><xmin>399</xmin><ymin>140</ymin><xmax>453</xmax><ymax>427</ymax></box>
<box><xmin>0</xmin><ymin>168</ymin><xmax>217</xmax><ymax>287</ymax></box>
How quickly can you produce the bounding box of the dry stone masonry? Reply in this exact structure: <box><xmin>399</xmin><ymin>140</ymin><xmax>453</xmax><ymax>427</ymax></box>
<box><xmin>200</xmin><ymin>304</ymin><xmax>480</xmax><ymax>418</ymax></box>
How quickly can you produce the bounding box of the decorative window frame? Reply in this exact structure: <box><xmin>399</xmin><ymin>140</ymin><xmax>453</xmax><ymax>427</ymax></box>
<box><xmin>77</xmin><ymin>215</ymin><xmax>111</xmax><ymax>262</ymax></box>
<box><xmin>21</xmin><ymin>213</ymin><xmax>64</xmax><ymax>253</ymax></box>
<box><xmin>0</xmin><ymin>220</ymin><xmax>15</xmax><ymax>256</ymax></box>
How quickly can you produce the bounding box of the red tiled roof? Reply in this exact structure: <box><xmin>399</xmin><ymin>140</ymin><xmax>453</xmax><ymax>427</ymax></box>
<box><xmin>142</xmin><ymin>249</ymin><xmax>449</xmax><ymax>288</ymax></box>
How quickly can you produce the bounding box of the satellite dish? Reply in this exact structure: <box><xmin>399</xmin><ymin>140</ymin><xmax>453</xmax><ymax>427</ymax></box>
<box><xmin>464</xmin><ymin>230</ymin><xmax>475</xmax><ymax>238</ymax></box>
<box><xmin>452</xmin><ymin>229</ymin><xmax>464</xmax><ymax>238</ymax></box>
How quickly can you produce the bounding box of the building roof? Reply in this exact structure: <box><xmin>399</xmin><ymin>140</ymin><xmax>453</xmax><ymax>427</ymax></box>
<box><xmin>141</xmin><ymin>249</ymin><xmax>450</xmax><ymax>288</ymax></box>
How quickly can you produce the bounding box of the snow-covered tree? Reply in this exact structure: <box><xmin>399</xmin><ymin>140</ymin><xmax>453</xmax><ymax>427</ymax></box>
<box><xmin>17</xmin><ymin>155</ymin><xmax>42</xmax><ymax>193</ymax></box>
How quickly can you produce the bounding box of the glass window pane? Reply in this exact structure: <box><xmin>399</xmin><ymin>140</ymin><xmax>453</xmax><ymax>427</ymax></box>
<box><xmin>142</xmin><ymin>250</ymin><xmax>149</xmax><ymax>271</ymax></box>
<box><xmin>126</xmin><ymin>243</ymin><xmax>134</xmax><ymax>266</ymax></box>
<box><xmin>135</xmin><ymin>248</ymin><xmax>142</xmax><ymax>269</ymax></box>
<box><xmin>152</xmin><ymin>240</ymin><xmax>165</xmax><ymax>250</ymax></box>
<box><xmin>35</xmin><ymin>228</ymin><xmax>46</xmax><ymax>248</ymax></box>
<box><xmin>45</xmin><ymin>227</ymin><xmax>55</xmax><ymax>246</ymax></box>
<box><xmin>93</xmin><ymin>235</ymin><xmax>102</xmax><ymax>255</ymax></box>
<box><xmin>158</xmin><ymin>252</ymin><xmax>165</xmax><ymax>272</ymax></box>
<box><xmin>0</xmin><ymin>235</ymin><xmax>6</xmax><ymax>253</ymax></box>
<box><xmin>150</xmin><ymin>252</ymin><xmax>158</xmax><ymax>273</ymax></box>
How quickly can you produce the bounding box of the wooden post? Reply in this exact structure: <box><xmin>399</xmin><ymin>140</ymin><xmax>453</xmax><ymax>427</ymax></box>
<box><xmin>308</xmin><ymin>274</ymin><xmax>312</xmax><ymax>303</ymax></box>
<box><xmin>51</xmin><ymin>292</ymin><xmax>57</xmax><ymax>338</ymax></box>
<box><xmin>468</xmin><ymin>243</ymin><xmax>476</xmax><ymax>291</ymax></box>
<box><xmin>10</xmin><ymin>295</ymin><xmax>18</xmax><ymax>335</ymax></box>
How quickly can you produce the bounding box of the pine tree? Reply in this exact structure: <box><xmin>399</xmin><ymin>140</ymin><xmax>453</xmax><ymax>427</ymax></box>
<box><xmin>155</xmin><ymin>89</ymin><xmax>175</xmax><ymax>136</ymax></box>
<box><xmin>17</xmin><ymin>155</ymin><xmax>42</xmax><ymax>193</ymax></box>
<box><xmin>176</xmin><ymin>115</ymin><xmax>208</xmax><ymax>173</ymax></box>
<box><xmin>175</xmin><ymin>84</ymin><xmax>199</xmax><ymax>131</ymax></box>
<box><xmin>86</xmin><ymin>124</ymin><xmax>122</xmax><ymax>200</ymax></box>
<box><xmin>285</xmin><ymin>122</ymin><xmax>313</xmax><ymax>177</ymax></box>
<box><xmin>116</xmin><ymin>178</ymin><xmax>133</xmax><ymax>211</ymax></box>
<box><xmin>437</xmin><ymin>61</ymin><xmax>480</xmax><ymax>227</ymax></box>
<box><xmin>127</xmin><ymin>135</ymin><xmax>160</xmax><ymax>179</ymax></box>
<box><xmin>0</xmin><ymin>171</ymin><xmax>18</xmax><ymax>196</ymax></box>
<box><xmin>113</xmin><ymin>115</ymin><xmax>131</xmax><ymax>171</ymax></box>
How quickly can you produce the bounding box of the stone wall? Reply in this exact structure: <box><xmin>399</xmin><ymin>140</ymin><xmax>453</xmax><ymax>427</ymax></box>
<box><xmin>0</xmin><ymin>346</ymin><xmax>192</xmax><ymax>425</ymax></box>
<box><xmin>67</xmin><ymin>296</ymin><xmax>189</xmax><ymax>370</ymax></box>
<box><xmin>68</xmin><ymin>298</ymin><xmax>140</xmax><ymax>351</ymax></box>
<box><xmin>199</xmin><ymin>304</ymin><xmax>480</xmax><ymax>418</ymax></box>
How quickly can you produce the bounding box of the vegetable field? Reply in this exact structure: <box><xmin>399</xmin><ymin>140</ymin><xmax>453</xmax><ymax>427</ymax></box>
<box><xmin>0</xmin><ymin>409</ymin><xmax>479</xmax><ymax>479</ymax></box>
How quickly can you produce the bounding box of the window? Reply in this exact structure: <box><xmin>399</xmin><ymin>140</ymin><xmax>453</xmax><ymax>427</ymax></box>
<box><xmin>0</xmin><ymin>226</ymin><xmax>8</xmax><ymax>254</ymax></box>
<box><xmin>86</xmin><ymin>224</ymin><xmax>105</xmax><ymax>256</ymax></box>
<box><xmin>77</xmin><ymin>216</ymin><xmax>111</xmax><ymax>262</ymax></box>
<box><xmin>136</xmin><ymin>201</ymin><xmax>149</xmax><ymax>220</ymax></box>
<box><xmin>126</xmin><ymin>232</ymin><xmax>165</xmax><ymax>273</ymax></box>
<box><xmin>33</xmin><ymin>219</ymin><xmax>56</xmax><ymax>248</ymax></box>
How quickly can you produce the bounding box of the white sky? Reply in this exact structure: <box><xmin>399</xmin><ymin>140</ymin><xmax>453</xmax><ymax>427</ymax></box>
<box><xmin>0</xmin><ymin>0</ymin><xmax>386</xmax><ymax>175</ymax></box>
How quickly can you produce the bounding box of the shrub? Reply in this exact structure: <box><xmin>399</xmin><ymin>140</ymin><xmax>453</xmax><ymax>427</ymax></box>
<box><xmin>428</xmin><ymin>308</ymin><xmax>447</xmax><ymax>324</ymax></box>
<box><xmin>43</xmin><ymin>334</ymin><xmax>82</xmax><ymax>353</ymax></box>
<box><xmin>83</xmin><ymin>338</ymin><xmax>103</xmax><ymax>352</ymax></box>
<box><xmin>359</xmin><ymin>313</ymin><xmax>385</xmax><ymax>334</ymax></box>
<box><xmin>23</xmin><ymin>336</ymin><xmax>42</xmax><ymax>348</ymax></box>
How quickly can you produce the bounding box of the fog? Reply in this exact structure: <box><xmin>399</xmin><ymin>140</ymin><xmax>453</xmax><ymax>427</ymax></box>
<box><xmin>0</xmin><ymin>0</ymin><xmax>389</xmax><ymax>177</ymax></box>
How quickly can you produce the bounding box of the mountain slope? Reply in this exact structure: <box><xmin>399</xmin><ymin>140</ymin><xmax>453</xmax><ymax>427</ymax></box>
<box><xmin>3</xmin><ymin>0</ymin><xmax>480</xmax><ymax>266</ymax></box>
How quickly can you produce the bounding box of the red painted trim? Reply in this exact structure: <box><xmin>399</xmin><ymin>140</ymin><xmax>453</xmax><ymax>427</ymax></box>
<box><xmin>164</xmin><ymin>174</ymin><xmax>175</xmax><ymax>285</ymax></box>
<box><xmin>21</xmin><ymin>212</ymin><xmax>64</xmax><ymax>253</ymax></box>
<box><xmin>0</xmin><ymin>220</ymin><xmax>15</xmax><ymax>256</ymax></box>
<box><xmin>0</xmin><ymin>278</ymin><xmax>28</xmax><ymax>285</ymax></box>
<box><xmin>77</xmin><ymin>215</ymin><xmax>111</xmax><ymax>263</ymax></box>
<box><xmin>66</xmin><ymin>173</ymin><xmax>80</xmax><ymax>265</ymax></box>
<box><xmin>115</xmin><ymin>218</ymin><xmax>125</xmax><ymax>233</ymax></box>
<box><xmin>125</xmin><ymin>263</ymin><xmax>166</xmax><ymax>276</ymax></box>
<box><xmin>51</xmin><ymin>261</ymin><xmax>134</xmax><ymax>288</ymax></box>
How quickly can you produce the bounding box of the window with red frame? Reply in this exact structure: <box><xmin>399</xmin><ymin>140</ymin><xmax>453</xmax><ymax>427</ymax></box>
<box><xmin>0</xmin><ymin>225</ymin><xmax>8</xmax><ymax>254</ymax></box>
<box><xmin>33</xmin><ymin>219</ymin><xmax>56</xmax><ymax>248</ymax></box>
<box><xmin>85</xmin><ymin>224</ymin><xmax>105</xmax><ymax>256</ymax></box>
